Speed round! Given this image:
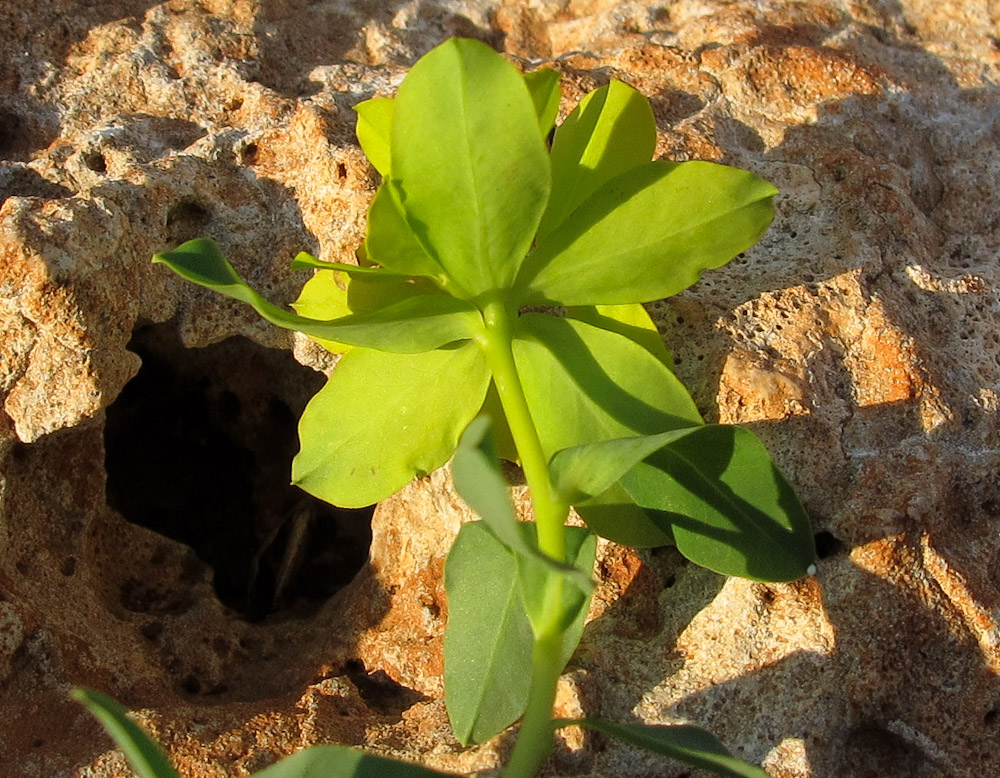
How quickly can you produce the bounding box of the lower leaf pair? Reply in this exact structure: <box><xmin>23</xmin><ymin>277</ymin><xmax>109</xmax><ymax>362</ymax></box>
<box><xmin>74</xmin><ymin>687</ymin><xmax>771</xmax><ymax>778</ymax></box>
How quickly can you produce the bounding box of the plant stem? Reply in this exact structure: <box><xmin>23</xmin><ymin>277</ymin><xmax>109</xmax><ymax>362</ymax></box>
<box><xmin>476</xmin><ymin>296</ymin><xmax>573</xmax><ymax>778</ymax></box>
<box><xmin>477</xmin><ymin>297</ymin><xmax>568</xmax><ymax>562</ymax></box>
<box><xmin>502</xmin><ymin>631</ymin><xmax>564</xmax><ymax>778</ymax></box>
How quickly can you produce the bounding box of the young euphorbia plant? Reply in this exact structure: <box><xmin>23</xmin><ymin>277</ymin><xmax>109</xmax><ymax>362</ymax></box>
<box><xmin>82</xmin><ymin>37</ymin><xmax>814</xmax><ymax>778</ymax></box>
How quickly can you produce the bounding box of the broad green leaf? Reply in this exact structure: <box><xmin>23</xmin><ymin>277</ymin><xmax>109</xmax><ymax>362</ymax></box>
<box><xmin>575</xmin><ymin>483</ymin><xmax>675</xmax><ymax>548</ymax></box>
<box><xmin>252</xmin><ymin>745</ymin><xmax>454</xmax><ymax>777</ymax></box>
<box><xmin>538</xmin><ymin>79</ymin><xmax>656</xmax><ymax>239</ymax></box>
<box><xmin>548</xmin><ymin>428</ymin><xmax>699</xmax><ymax>548</ymax></box>
<box><xmin>523</xmin><ymin>67</ymin><xmax>561</xmax><ymax>136</ymax></box>
<box><xmin>355</xmin><ymin>97</ymin><xmax>395</xmax><ymax>177</ymax></box>
<box><xmin>512</xmin><ymin>315</ymin><xmax>701</xmax><ymax>547</ymax></box>
<box><xmin>620</xmin><ymin>425</ymin><xmax>815</xmax><ymax>582</ymax></box>
<box><xmin>451</xmin><ymin>417</ymin><xmax>595</xmax><ymax>594</ymax></box>
<box><xmin>154</xmin><ymin>238</ymin><xmax>481</xmax><ymax>353</ymax></box>
<box><xmin>560</xmin><ymin>718</ymin><xmax>770</xmax><ymax>778</ymax></box>
<box><xmin>550</xmin><ymin>428</ymin><xmax>702</xmax><ymax>505</ymax></box>
<box><xmin>291</xmin><ymin>267</ymin><xmax>353</xmax><ymax>354</ymax></box>
<box><xmin>366</xmin><ymin>182</ymin><xmax>448</xmax><ymax>279</ymax></box>
<box><xmin>512</xmin><ymin>315</ymin><xmax>702</xmax><ymax>458</ymax></box>
<box><xmin>515</xmin><ymin>524</ymin><xmax>596</xmax><ymax>642</ymax></box>
<box><xmin>444</xmin><ymin>521</ymin><xmax>534</xmax><ymax>745</ymax></box>
<box><xmin>71</xmin><ymin>688</ymin><xmax>179</xmax><ymax>778</ymax></box>
<box><xmin>566</xmin><ymin>303</ymin><xmax>672</xmax><ymax>368</ymax></box>
<box><xmin>293</xmin><ymin>343</ymin><xmax>490</xmax><ymax>508</ymax></box>
<box><xmin>515</xmin><ymin>161</ymin><xmax>778</xmax><ymax>306</ymax></box>
<box><xmin>391</xmin><ymin>38</ymin><xmax>550</xmax><ymax>296</ymax></box>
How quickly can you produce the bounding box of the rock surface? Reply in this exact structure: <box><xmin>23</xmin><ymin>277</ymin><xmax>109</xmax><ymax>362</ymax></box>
<box><xmin>2</xmin><ymin>1</ymin><xmax>999</xmax><ymax>776</ymax></box>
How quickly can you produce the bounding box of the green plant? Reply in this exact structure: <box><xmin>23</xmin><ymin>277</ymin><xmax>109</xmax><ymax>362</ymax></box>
<box><xmin>76</xmin><ymin>38</ymin><xmax>814</xmax><ymax>778</ymax></box>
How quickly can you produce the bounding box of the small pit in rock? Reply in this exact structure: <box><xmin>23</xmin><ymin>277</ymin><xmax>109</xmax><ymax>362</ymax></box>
<box><xmin>104</xmin><ymin>322</ymin><xmax>373</xmax><ymax>621</ymax></box>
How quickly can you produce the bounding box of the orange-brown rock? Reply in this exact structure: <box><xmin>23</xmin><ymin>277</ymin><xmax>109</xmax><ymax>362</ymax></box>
<box><xmin>1</xmin><ymin>2</ymin><xmax>999</xmax><ymax>777</ymax></box>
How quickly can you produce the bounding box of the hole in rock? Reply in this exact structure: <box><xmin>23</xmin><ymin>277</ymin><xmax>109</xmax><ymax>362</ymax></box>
<box><xmin>165</xmin><ymin>201</ymin><xmax>211</xmax><ymax>246</ymax></box>
<box><xmin>343</xmin><ymin>658</ymin><xmax>426</xmax><ymax>717</ymax></box>
<box><xmin>814</xmin><ymin>530</ymin><xmax>846</xmax><ymax>559</ymax></box>
<box><xmin>83</xmin><ymin>151</ymin><xmax>107</xmax><ymax>173</ymax></box>
<box><xmin>104</xmin><ymin>322</ymin><xmax>373</xmax><ymax>621</ymax></box>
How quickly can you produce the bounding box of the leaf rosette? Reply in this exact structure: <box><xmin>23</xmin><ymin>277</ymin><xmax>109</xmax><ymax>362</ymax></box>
<box><xmin>136</xmin><ymin>36</ymin><xmax>815</xmax><ymax>778</ymax></box>
<box><xmin>154</xmin><ymin>40</ymin><xmax>796</xmax><ymax>548</ymax></box>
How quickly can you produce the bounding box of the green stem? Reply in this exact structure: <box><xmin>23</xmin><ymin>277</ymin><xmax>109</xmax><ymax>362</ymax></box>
<box><xmin>475</xmin><ymin>297</ymin><xmax>572</xmax><ymax>778</ymax></box>
<box><xmin>502</xmin><ymin>632</ymin><xmax>564</xmax><ymax>778</ymax></box>
<box><xmin>477</xmin><ymin>298</ymin><xmax>568</xmax><ymax>562</ymax></box>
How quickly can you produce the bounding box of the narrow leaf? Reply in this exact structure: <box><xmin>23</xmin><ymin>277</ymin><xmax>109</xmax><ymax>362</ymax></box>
<box><xmin>523</xmin><ymin>68</ymin><xmax>561</xmax><ymax>136</ymax></box>
<box><xmin>444</xmin><ymin>522</ymin><xmax>534</xmax><ymax>745</ymax></box>
<box><xmin>451</xmin><ymin>417</ymin><xmax>595</xmax><ymax>593</ymax></box>
<box><xmin>354</xmin><ymin>97</ymin><xmax>395</xmax><ymax>177</ymax></box>
<box><xmin>561</xmin><ymin>718</ymin><xmax>770</xmax><ymax>778</ymax></box>
<box><xmin>515</xmin><ymin>524</ymin><xmax>596</xmax><ymax>644</ymax></box>
<box><xmin>391</xmin><ymin>38</ymin><xmax>550</xmax><ymax>295</ymax></box>
<box><xmin>550</xmin><ymin>428</ymin><xmax>702</xmax><ymax>505</ymax></box>
<box><xmin>451</xmin><ymin>416</ymin><xmax>520</xmax><ymax>551</ymax></box>
<box><xmin>289</xmin><ymin>253</ymin><xmax>429</xmax><ymax>281</ymax></box>
<box><xmin>621</xmin><ymin>425</ymin><xmax>816</xmax><ymax>582</ymax></box>
<box><xmin>479</xmin><ymin>384</ymin><xmax>519</xmax><ymax>464</ymax></box>
<box><xmin>538</xmin><ymin>79</ymin><xmax>657</xmax><ymax>239</ymax></box>
<box><xmin>252</xmin><ymin>745</ymin><xmax>454</xmax><ymax>777</ymax></box>
<box><xmin>154</xmin><ymin>238</ymin><xmax>481</xmax><ymax>353</ymax></box>
<box><xmin>71</xmin><ymin>688</ymin><xmax>179</xmax><ymax>778</ymax></box>
<box><xmin>293</xmin><ymin>343</ymin><xmax>490</xmax><ymax>508</ymax></box>
<box><xmin>516</xmin><ymin>161</ymin><xmax>778</xmax><ymax>306</ymax></box>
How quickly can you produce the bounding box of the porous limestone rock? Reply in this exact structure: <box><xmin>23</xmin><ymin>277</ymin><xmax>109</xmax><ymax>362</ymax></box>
<box><xmin>1</xmin><ymin>1</ymin><xmax>999</xmax><ymax>777</ymax></box>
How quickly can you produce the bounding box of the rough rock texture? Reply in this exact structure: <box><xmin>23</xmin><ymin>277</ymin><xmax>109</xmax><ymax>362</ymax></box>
<box><xmin>2</xmin><ymin>1</ymin><xmax>999</xmax><ymax>777</ymax></box>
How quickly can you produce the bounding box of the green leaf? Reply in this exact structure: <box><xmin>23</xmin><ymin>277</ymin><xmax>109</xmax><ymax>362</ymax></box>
<box><xmin>290</xmin><ymin>265</ymin><xmax>353</xmax><ymax>355</ymax></box>
<box><xmin>538</xmin><ymin>79</ymin><xmax>656</xmax><ymax>239</ymax></box>
<box><xmin>451</xmin><ymin>417</ymin><xmax>595</xmax><ymax>593</ymax></box>
<box><xmin>444</xmin><ymin>521</ymin><xmax>534</xmax><ymax>745</ymax></box>
<box><xmin>252</xmin><ymin>745</ymin><xmax>454</xmax><ymax>777</ymax></box>
<box><xmin>479</xmin><ymin>384</ymin><xmax>519</xmax><ymax>464</ymax></box>
<box><xmin>620</xmin><ymin>425</ymin><xmax>815</xmax><ymax>582</ymax></box>
<box><xmin>293</xmin><ymin>343</ymin><xmax>490</xmax><ymax>508</ymax></box>
<box><xmin>560</xmin><ymin>718</ymin><xmax>770</xmax><ymax>778</ymax></box>
<box><xmin>565</xmin><ymin>303</ymin><xmax>672</xmax><ymax>368</ymax></box>
<box><xmin>391</xmin><ymin>38</ymin><xmax>550</xmax><ymax>296</ymax></box>
<box><xmin>290</xmin><ymin>256</ymin><xmax>444</xmax><ymax>354</ymax></box>
<box><xmin>575</xmin><ymin>484</ymin><xmax>676</xmax><ymax>548</ymax></box>
<box><xmin>154</xmin><ymin>238</ymin><xmax>481</xmax><ymax>353</ymax></box>
<box><xmin>515</xmin><ymin>524</ymin><xmax>596</xmax><ymax>643</ymax></box>
<box><xmin>451</xmin><ymin>417</ymin><xmax>520</xmax><ymax>551</ymax></box>
<box><xmin>71</xmin><ymin>688</ymin><xmax>179</xmax><ymax>778</ymax></box>
<box><xmin>523</xmin><ymin>68</ymin><xmax>561</xmax><ymax>137</ymax></box>
<box><xmin>366</xmin><ymin>182</ymin><xmax>448</xmax><ymax>279</ymax></box>
<box><xmin>512</xmin><ymin>315</ymin><xmax>701</xmax><ymax>547</ymax></box>
<box><xmin>355</xmin><ymin>97</ymin><xmax>395</xmax><ymax>177</ymax></box>
<box><xmin>549</xmin><ymin>428</ymin><xmax>702</xmax><ymax>505</ymax></box>
<box><xmin>516</xmin><ymin>161</ymin><xmax>778</xmax><ymax>306</ymax></box>
<box><xmin>549</xmin><ymin>429</ymin><xmax>706</xmax><ymax>548</ymax></box>
<box><xmin>512</xmin><ymin>315</ymin><xmax>702</xmax><ymax>458</ymax></box>
<box><xmin>289</xmin><ymin>253</ymin><xmax>428</xmax><ymax>281</ymax></box>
